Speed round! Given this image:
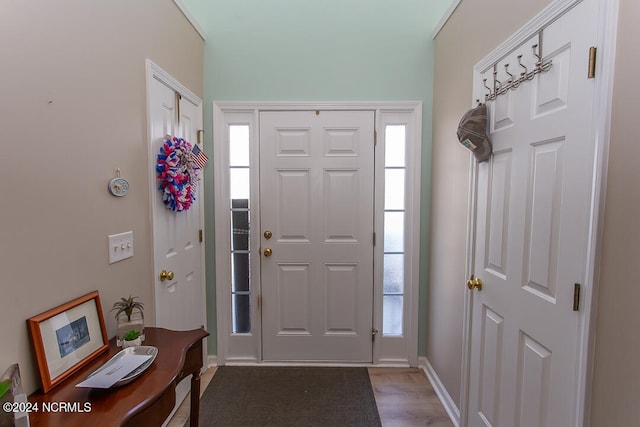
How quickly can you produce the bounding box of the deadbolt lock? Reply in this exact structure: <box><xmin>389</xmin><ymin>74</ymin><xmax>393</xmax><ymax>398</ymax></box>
<box><xmin>264</xmin><ymin>230</ymin><xmax>273</xmax><ymax>240</ymax></box>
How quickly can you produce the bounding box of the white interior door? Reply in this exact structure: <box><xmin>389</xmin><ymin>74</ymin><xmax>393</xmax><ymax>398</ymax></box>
<box><xmin>260</xmin><ymin>110</ymin><xmax>375</xmax><ymax>362</ymax></box>
<box><xmin>467</xmin><ymin>1</ymin><xmax>598</xmax><ymax>426</ymax></box>
<box><xmin>149</xmin><ymin>73</ymin><xmax>205</xmax><ymax>332</ymax></box>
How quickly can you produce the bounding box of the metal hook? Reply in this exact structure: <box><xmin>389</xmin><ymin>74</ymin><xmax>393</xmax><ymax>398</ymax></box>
<box><xmin>483</xmin><ymin>78</ymin><xmax>492</xmax><ymax>96</ymax></box>
<box><xmin>506</xmin><ymin>63</ymin><xmax>521</xmax><ymax>89</ymax></box>
<box><xmin>504</xmin><ymin>63</ymin><xmax>514</xmax><ymax>84</ymax></box>
<box><xmin>517</xmin><ymin>54</ymin><xmax>527</xmax><ymax>77</ymax></box>
<box><xmin>493</xmin><ymin>69</ymin><xmax>503</xmax><ymax>93</ymax></box>
<box><xmin>532</xmin><ymin>44</ymin><xmax>542</xmax><ymax>64</ymax></box>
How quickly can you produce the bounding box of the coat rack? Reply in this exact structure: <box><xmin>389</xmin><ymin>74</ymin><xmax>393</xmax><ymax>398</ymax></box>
<box><xmin>477</xmin><ymin>34</ymin><xmax>553</xmax><ymax>104</ymax></box>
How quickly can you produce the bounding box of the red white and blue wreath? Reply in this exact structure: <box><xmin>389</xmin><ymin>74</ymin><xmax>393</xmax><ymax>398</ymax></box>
<box><xmin>156</xmin><ymin>136</ymin><xmax>201</xmax><ymax>212</ymax></box>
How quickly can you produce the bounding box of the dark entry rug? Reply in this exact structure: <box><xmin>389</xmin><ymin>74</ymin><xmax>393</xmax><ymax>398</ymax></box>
<box><xmin>196</xmin><ymin>366</ymin><xmax>382</xmax><ymax>426</ymax></box>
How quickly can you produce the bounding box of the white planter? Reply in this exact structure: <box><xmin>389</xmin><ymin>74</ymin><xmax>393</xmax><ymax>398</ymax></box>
<box><xmin>122</xmin><ymin>337</ymin><xmax>142</xmax><ymax>348</ymax></box>
<box><xmin>116</xmin><ymin>311</ymin><xmax>145</xmax><ymax>347</ymax></box>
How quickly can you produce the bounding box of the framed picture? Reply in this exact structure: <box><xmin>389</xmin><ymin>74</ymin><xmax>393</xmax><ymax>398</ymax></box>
<box><xmin>27</xmin><ymin>291</ymin><xmax>109</xmax><ymax>393</ymax></box>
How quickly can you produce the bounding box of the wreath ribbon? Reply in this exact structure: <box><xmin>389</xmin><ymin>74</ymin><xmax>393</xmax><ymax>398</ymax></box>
<box><xmin>156</xmin><ymin>136</ymin><xmax>200</xmax><ymax>212</ymax></box>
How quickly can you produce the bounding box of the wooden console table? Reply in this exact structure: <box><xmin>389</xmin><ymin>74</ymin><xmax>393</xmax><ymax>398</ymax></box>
<box><xmin>29</xmin><ymin>327</ymin><xmax>209</xmax><ymax>427</ymax></box>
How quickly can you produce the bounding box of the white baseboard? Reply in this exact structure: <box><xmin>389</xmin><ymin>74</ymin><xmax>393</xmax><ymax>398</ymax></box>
<box><xmin>418</xmin><ymin>357</ymin><xmax>460</xmax><ymax>427</ymax></box>
<box><xmin>207</xmin><ymin>355</ymin><xmax>218</xmax><ymax>369</ymax></box>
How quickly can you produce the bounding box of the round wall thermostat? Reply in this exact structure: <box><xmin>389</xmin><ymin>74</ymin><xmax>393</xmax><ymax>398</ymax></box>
<box><xmin>108</xmin><ymin>177</ymin><xmax>129</xmax><ymax>197</ymax></box>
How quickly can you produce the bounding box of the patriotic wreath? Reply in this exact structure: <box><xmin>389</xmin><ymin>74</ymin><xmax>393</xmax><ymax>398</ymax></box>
<box><xmin>156</xmin><ymin>136</ymin><xmax>199</xmax><ymax>212</ymax></box>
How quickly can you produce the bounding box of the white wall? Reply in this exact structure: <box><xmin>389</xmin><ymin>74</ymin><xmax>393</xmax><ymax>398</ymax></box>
<box><xmin>590</xmin><ymin>0</ymin><xmax>640</xmax><ymax>423</ymax></box>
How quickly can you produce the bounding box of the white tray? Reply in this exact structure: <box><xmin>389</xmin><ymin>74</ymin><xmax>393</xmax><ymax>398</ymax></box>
<box><xmin>87</xmin><ymin>346</ymin><xmax>158</xmax><ymax>387</ymax></box>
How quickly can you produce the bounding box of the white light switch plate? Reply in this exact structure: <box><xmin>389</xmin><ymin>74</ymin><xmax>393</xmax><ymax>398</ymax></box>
<box><xmin>108</xmin><ymin>231</ymin><xmax>134</xmax><ymax>264</ymax></box>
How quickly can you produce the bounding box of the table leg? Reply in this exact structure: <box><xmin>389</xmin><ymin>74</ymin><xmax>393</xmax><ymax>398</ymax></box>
<box><xmin>190</xmin><ymin>371</ymin><xmax>201</xmax><ymax>427</ymax></box>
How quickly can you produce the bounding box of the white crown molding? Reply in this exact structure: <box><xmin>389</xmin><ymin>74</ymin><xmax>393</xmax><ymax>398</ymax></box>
<box><xmin>172</xmin><ymin>0</ymin><xmax>206</xmax><ymax>41</ymax></box>
<box><xmin>432</xmin><ymin>0</ymin><xmax>462</xmax><ymax>39</ymax></box>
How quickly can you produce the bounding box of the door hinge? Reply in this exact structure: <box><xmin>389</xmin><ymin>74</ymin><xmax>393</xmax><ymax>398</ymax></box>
<box><xmin>199</xmin><ymin>229</ymin><xmax>203</xmax><ymax>243</ymax></box>
<box><xmin>373</xmin><ymin>232</ymin><xmax>376</xmax><ymax>246</ymax></box>
<box><xmin>197</xmin><ymin>129</ymin><xmax>204</xmax><ymax>144</ymax></box>
<box><xmin>372</xmin><ymin>328</ymin><xmax>379</xmax><ymax>342</ymax></box>
<box><xmin>573</xmin><ymin>283</ymin><xmax>581</xmax><ymax>311</ymax></box>
<box><xmin>588</xmin><ymin>47</ymin><xmax>597</xmax><ymax>79</ymax></box>
<box><xmin>374</xmin><ymin>130</ymin><xmax>377</xmax><ymax>146</ymax></box>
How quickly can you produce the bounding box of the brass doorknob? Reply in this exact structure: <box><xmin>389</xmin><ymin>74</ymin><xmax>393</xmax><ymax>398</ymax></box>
<box><xmin>264</xmin><ymin>230</ymin><xmax>273</xmax><ymax>239</ymax></box>
<box><xmin>263</xmin><ymin>248</ymin><xmax>273</xmax><ymax>257</ymax></box>
<box><xmin>160</xmin><ymin>270</ymin><xmax>174</xmax><ymax>282</ymax></box>
<box><xmin>467</xmin><ymin>275</ymin><xmax>482</xmax><ymax>291</ymax></box>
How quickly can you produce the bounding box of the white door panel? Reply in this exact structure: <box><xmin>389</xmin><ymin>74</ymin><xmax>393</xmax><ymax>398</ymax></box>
<box><xmin>149</xmin><ymin>76</ymin><xmax>205</xmax><ymax>332</ymax></box>
<box><xmin>260</xmin><ymin>110</ymin><xmax>375</xmax><ymax>362</ymax></box>
<box><xmin>468</xmin><ymin>1</ymin><xmax>598</xmax><ymax>426</ymax></box>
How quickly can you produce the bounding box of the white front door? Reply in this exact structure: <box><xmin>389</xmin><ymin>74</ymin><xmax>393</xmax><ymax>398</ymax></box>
<box><xmin>259</xmin><ymin>110</ymin><xmax>375</xmax><ymax>362</ymax></box>
<box><xmin>467</xmin><ymin>1</ymin><xmax>598</xmax><ymax>425</ymax></box>
<box><xmin>148</xmin><ymin>70</ymin><xmax>205</xmax><ymax>332</ymax></box>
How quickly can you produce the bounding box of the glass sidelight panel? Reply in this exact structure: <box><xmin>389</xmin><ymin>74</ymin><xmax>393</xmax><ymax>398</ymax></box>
<box><xmin>232</xmin><ymin>253</ymin><xmax>249</xmax><ymax>292</ymax></box>
<box><xmin>385</xmin><ymin>169</ymin><xmax>405</xmax><ymax>210</ymax></box>
<box><xmin>383</xmin><ymin>254</ymin><xmax>404</xmax><ymax>294</ymax></box>
<box><xmin>383</xmin><ymin>295</ymin><xmax>403</xmax><ymax>336</ymax></box>
<box><xmin>383</xmin><ymin>212</ymin><xmax>405</xmax><ymax>253</ymax></box>
<box><xmin>384</xmin><ymin>126</ymin><xmax>406</xmax><ymax>167</ymax></box>
<box><xmin>382</xmin><ymin>125</ymin><xmax>406</xmax><ymax>336</ymax></box>
<box><xmin>229</xmin><ymin>125</ymin><xmax>251</xmax><ymax>334</ymax></box>
<box><xmin>230</xmin><ymin>169</ymin><xmax>250</xmax><ymax>202</ymax></box>
<box><xmin>232</xmin><ymin>294</ymin><xmax>251</xmax><ymax>334</ymax></box>
<box><xmin>229</xmin><ymin>126</ymin><xmax>250</xmax><ymax>166</ymax></box>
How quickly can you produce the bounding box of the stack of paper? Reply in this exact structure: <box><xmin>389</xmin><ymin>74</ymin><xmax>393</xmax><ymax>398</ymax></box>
<box><xmin>76</xmin><ymin>354</ymin><xmax>152</xmax><ymax>389</ymax></box>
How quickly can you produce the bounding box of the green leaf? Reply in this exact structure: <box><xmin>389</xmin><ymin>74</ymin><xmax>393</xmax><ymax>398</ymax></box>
<box><xmin>0</xmin><ymin>380</ymin><xmax>10</xmax><ymax>398</ymax></box>
<box><xmin>123</xmin><ymin>329</ymin><xmax>141</xmax><ymax>341</ymax></box>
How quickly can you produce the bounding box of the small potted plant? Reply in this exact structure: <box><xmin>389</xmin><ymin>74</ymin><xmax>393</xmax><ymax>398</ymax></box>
<box><xmin>122</xmin><ymin>329</ymin><xmax>142</xmax><ymax>348</ymax></box>
<box><xmin>111</xmin><ymin>295</ymin><xmax>145</xmax><ymax>347</ymax></box>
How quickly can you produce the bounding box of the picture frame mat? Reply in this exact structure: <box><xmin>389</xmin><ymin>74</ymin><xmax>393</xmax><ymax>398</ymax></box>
<box><xmin>39</xmin><ymin>298</ymin><xmax>104</xmax><ymax>379</ymax></box>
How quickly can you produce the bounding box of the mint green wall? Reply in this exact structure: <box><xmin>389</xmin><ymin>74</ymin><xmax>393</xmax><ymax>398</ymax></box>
<box><xmin>184</xmin><ymin>0</ymin><xmax>452</xmax><ymax>356</ymax></box>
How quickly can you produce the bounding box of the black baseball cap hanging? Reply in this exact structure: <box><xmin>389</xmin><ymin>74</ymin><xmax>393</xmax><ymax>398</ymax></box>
<box><xmin>457</xmin><ymin>104</ymin><xmax>492</xmax><ymax>162</ymax></box>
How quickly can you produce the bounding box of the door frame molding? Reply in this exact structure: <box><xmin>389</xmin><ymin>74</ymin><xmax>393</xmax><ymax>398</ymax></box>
<box><xmin>460</xmin><ymin>1</ymin><xmax>618</xmax><ymax>426</ymax></box>
<box><xmin>213</xmin><ymin>101</ymin><xmax>422</xmax><ymax>366</ymax></box>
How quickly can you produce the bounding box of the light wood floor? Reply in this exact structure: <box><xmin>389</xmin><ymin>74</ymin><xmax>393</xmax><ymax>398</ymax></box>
<box><xmin>368</xmin><ymin>368</ymin><xmax>453</xmax><ymax>426</ymax></box>
<box><xmin>167</xmin><ymin>367</ymin><xmax>453</xmax><ymax>427</ymax></box>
